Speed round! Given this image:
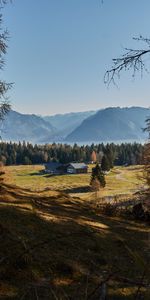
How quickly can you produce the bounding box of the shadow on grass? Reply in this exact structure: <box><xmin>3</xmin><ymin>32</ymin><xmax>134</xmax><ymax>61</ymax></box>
<box><xmin>0</xmin><ymin>185</ymin><xmax>149</xmax><ymax>299</ymax></box>
<box><xmin>63</xmin><ymin>185</ymin><xmax>91</xmax><ymax>194</ymax></box>
<box><xmin>27</xmin><ymin>170</ymin><xmax>45</xmax><ymax>176</ymax></box>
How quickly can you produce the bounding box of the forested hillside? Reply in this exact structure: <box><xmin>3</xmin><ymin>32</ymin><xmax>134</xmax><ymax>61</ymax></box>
<box><xmin>0</xmin><ymin>141</ymin><xmax>143</xmax><ymax>166</ymax></box>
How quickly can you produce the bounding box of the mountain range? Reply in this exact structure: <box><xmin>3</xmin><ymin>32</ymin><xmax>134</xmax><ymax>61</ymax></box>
<box><xmin>66</xmin><ymin>107</ymin><xmax>149</xmax><ymax>142</ymax></box>
<box><xmin>0</xmin><ymin>107</ymin><xmax>149</xmax><ymax>144</ymax></box>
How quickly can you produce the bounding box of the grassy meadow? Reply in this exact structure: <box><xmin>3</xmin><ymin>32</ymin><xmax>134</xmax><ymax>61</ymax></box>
<box><xmin>3</xmin><ymin>164</ymin><xmax>146</xmax><ymax>199</ymax></box>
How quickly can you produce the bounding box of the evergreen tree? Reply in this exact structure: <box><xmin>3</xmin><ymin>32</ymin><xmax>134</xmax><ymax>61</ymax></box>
<box><xmin>90</xmin><ymin>163</ymin><xmax>106</xmax><ymax>188</ymax></box>
<box><xmin>104</xmin><ymin>145</ymin><xmax>114</xmax><ymax>168</ymax></box>
<box><xmin>143</xmin><ymin>143</ymin><xmax>150</xmax><ymax>189</ymax></box>
<box><xmin>0</xmin><ymin>161</ymin><xmax>4</xmax><ymax>184</ymax></box>
<box><xmin>101</xmin><ymin>155</ymin><xmax>110</xmax><ymax>172</ymax></box>
<box><xmin>143</xmin><ymin>118</ymin><xmax>150</xmax><ymax>190</ymax></box>
<box><xmin>91</xmin><ymin>178</ymin><xmax>100</xmax><ymax>191</ymax></box>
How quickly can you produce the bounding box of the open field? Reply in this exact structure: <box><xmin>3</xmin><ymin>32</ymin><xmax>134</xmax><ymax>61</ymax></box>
<box><xmin>0</xmin><ymin>182</ymin><xmax>149</xmax><ymax>299</ymax></box>
<box><xmin>3</xmin><ymin>164</ymin><xmax>146</xmax><ymax>199</ymax></box>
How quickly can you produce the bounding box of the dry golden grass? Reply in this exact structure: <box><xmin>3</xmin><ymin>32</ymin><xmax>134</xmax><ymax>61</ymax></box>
<box><xmin>3</xmin><ymin>165</ymin><xmax>146</xmax><ymax>200</ymax></box>
<box><xmin>0</xmin><ymin>180</ymin><xmax>149</xmax><ymax>299</ymax></box>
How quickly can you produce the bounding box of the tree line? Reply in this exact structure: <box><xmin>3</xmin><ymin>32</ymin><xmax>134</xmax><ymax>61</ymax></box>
<box><xmin>0</xmin><ymin>141</ymin><xmax>143</xmax><ymax>168</ymax></box>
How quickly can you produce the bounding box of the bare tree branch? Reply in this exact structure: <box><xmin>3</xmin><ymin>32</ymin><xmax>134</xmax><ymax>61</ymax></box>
<box><xmin>0</xmin><ymin>1</ymin><xmax>11</xmax><ymax>122</ymax></box>
<box><xmin>104</xmin><ymin>36</ymin><xmax>150</xmax><ymax>86</ymax></box>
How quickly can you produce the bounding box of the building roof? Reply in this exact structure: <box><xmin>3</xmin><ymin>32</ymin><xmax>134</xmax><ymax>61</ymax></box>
<box><xmin>68</xmin><ymin>163</ymin><xmax>88</xmax><ymax>170</ymax></box>
<box><xmin>45</xmin><ymin>162</ymin><xmax>62</xmax><ymax>170</ymax></box>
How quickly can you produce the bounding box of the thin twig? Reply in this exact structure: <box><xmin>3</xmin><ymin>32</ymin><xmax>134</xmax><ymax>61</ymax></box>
<box><xmin>134</xmin><ymin>268</ymin><xmax>147</xmax><ymax>300</ymax></box>
<box><xmin>104</xmin><ymin>36</ymin><xmax>150</xmax><ymax>86</ymax></box>
<box><xmin>87</xmin><ymin>272</ymin><xmax>116</xmax><ymax>299</ymax></box>
<box><xmin>34</xmin><ymin>287</ymin><xmax>39</xmax><ymax>300</ymax></box>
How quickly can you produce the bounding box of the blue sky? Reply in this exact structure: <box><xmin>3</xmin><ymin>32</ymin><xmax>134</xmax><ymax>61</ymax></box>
<box><xmin>2</xmin><ymin>0</ymin><xmax>150</xmax><ymax>115</ymax></box>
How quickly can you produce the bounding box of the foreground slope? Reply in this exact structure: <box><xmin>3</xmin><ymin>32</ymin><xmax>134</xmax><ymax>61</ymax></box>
<box><xmin>0</xmin><ymin>183</ymin><xmax>149</xmax><ymax>299</ymax></box>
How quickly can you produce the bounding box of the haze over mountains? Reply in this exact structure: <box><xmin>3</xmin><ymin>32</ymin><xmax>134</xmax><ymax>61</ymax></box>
<box><xmin>43</xmin><ymin>111</ymin><xmax>95</xmax><ymax>138</ymax></box>
<box><xmin>66</xmin><ymin>107</ymin><xmax>149</xmax><ymax>142</ymax></box>
<box><xmin>0</xmin><ymin>111</ymin><xmax>56</xmax><ymax>144</ymax></box>
<box><xmin>1</xmin><ymin>107</ymin><xmax>149</xmax><ymax>144</ymax></box>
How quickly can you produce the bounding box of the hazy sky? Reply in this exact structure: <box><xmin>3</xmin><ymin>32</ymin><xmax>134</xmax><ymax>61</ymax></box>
<box><xmin>3</xmin><ymin>0</ymin><xmax>150</xmax><ymax>115</ymax></box>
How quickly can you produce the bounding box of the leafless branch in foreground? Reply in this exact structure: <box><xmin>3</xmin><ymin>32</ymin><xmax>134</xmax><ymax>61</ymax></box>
<box><xmin>0</xmin><ymin>1</ymin><xmax>12</xmax><ymax>122</ymax></box>
<box><xmin>104</xmin><ymin>36</ymin><xmax>150</xmax><ymax>86</ymax></box>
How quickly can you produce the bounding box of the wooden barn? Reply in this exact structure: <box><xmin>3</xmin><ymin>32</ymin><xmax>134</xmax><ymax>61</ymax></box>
<box><xmin>67</xmin><ymin>163</ymin><xmax>88</xmax><ymax>174</ymax></box>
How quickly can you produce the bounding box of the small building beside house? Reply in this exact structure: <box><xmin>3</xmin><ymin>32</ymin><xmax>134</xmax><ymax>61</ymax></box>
<box><xmin>44</xmin><ymin>162</ymin><xmax>63</xmax><ymax>175</ymax></box>
<box><xmin>67</xmin><ymin>163</ymin><xmax>88</xmax><ymax>174</ymax></box>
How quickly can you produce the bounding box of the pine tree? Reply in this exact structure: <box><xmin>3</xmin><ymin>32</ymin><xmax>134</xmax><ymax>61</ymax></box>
<box><xmin>143</xmin><ymin>118</ymin><xmax>150</xmax><ymax>191</ymax></box>
<box><xmin>101</xmin><ymin>155</ymin><xmax>110</xmax><ymax>172</ymax></box>
<box><xmin>90</xmin><ymin>163</ymin><xmax>106</xmax><ymax>188</ymax></box>
<box><xmin>0</xmin><ymin>161</ymin><xmax>4</xmax><ymax>184</ymax></box>
<box><xmin>104</xmin><ymin>145</ymin><xmax>114</xmax><ymax>168</ymax></box>
<box><xmin>91</xmin><ymin>178</ymin><xmax>101</xmax><ymax>191</ymax></box>
<box><xmin>143</xmin><ymin>143</ymin><xmax>150</xmax><ymax>187</ymax></box>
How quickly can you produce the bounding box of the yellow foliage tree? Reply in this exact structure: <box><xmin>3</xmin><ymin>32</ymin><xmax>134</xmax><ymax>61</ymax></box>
<box><xmin>91</xmin><ymin>150</ymin><xmax>97</xmax><ymax>163</ymax></box>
